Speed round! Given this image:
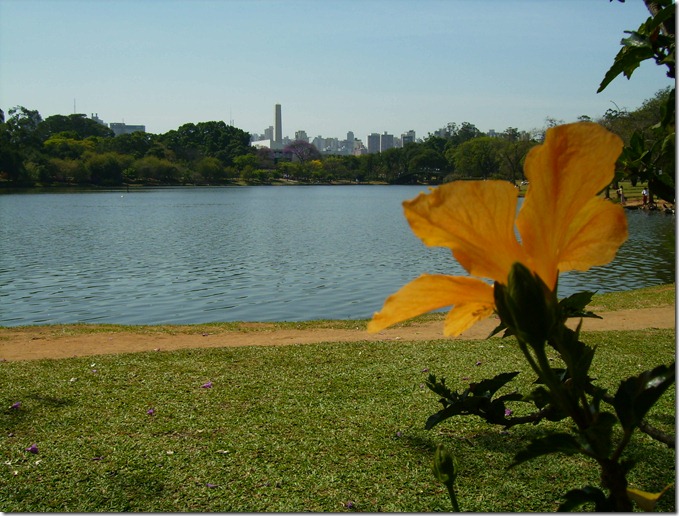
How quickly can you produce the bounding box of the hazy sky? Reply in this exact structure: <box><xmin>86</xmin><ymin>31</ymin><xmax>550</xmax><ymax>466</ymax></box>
<box><xmin>0</xmin><ymin>0</ymin><xmax>672</xmax><ymax>140</ymax></box>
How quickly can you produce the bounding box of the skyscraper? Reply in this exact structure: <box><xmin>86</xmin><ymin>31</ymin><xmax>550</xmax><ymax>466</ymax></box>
<box><xmin>367</xmin><ymin>133</ymin><xmax>380</xmax><ymax>154</ymax></box>
<box><xmin>380</xmin><ymin>132</ymin><xmax>394</xmax><ymax>152</ymax></box>
<box><xmin>275</xmin><ymin>104</ymin><xmax>282</xmax><ymax>144</ymax></box>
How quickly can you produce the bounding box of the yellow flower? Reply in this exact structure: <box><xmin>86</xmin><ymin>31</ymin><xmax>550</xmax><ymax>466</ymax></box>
<box><xmin>368</xmin><ymin>123</ymin><xmax>628</xmax><ymax>337</ymax></box>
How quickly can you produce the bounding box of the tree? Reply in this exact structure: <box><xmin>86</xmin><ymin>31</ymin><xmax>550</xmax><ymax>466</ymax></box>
<box><xmin>599</xmin><ymin>0</ymin><xmax>675</xmax><ymax>204</ymax></box>
<box><xmin>43</xmin><ymin>134</ymin><xmax>96</xmax><ymax>159</ymax></box>
<box><xmin>37</xmin><ymin>114</ymin><xmax>114</xmax><ymax>140</ymax></box>
<box><xmin>452</xmin><ymin>137</ymin><xmax>502</xmax><ymax>179</ymax></box>
<box><xmin>6</xmin><ymin>106</ymin><xmax>43</xmax><ymax>149</ymax></box>
<box><xmin>128</xmin><ymin>155</ymin><xmax>182</xmax><ymax>184</ymax></box>
<box><xmin>498</xmin><ymin>128</ymin><xmax>537</xmax><ymax>184</ymax></box>
<box><xmin>283</xmin><ymin>140</ymin><xmax>321</xmax><ymax>163</ymax></box>
<box><xmin>407</xmin><ymin>148</ymin><xmax>448</xmax><ymax>183</ymax></box>
<box><xmin>85</xmin><ymin>152</ymin><xmax>132</xmax><ymax>186</ymax></box>
<box><xmin>160</xmin><ymin>121</ymin><xmax>251</xmax><ymax>166</ymax></box>
<box><xmin>102</xmin><ymin>131</ymin><xmax>156</xmax><ymax>158</ymax></box>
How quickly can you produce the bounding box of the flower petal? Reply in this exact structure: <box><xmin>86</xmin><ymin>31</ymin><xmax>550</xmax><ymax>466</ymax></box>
<box><xmin>627</xmin><ymin>484</ymin><xmax>674</xmax><ymax>512</ymax></box>
<box><xmin>517</xmin><ymin>123</ymin><xmax>625</xmax><ymax>289</ymax></box>
<box><xmin>557</xmin><ymin>196</ymin><xmax>628</xmax><ymax>273</ymax></box>
<box><xmin>404</xmin><ymin>181</ymin><xmax>526</xmax><ymax>283</ymax></box>
<box><xmin>368</xmin><ymin>274</ymin><xmax>494</xmax><ymax>334</ymax></box>
<box><xmin>443</xmin><ymin>303</ymin><xmax>495</xmax><ymax>336</ymax></box>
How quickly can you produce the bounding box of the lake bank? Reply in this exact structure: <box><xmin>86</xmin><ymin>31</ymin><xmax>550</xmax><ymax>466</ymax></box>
<box><xmin>1</xmin><ymin>303</ymin><xmax>674</xmax><ymax>362</ymax></box>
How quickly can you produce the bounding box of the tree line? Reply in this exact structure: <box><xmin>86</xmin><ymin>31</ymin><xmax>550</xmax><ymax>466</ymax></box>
<box><xmin>0</xmin><ymin>87</ymin><xmax>673</xmax><ymax>200</ymax></box>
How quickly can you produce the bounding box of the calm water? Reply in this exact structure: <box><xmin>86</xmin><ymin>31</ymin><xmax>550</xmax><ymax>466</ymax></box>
<box><xmin>0</xmin><ymin>186</ymin><xmax>675</xmax><ymax>327</ymax></box>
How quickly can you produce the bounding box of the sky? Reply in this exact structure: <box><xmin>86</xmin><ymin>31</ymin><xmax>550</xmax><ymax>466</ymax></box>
<box><xmin>0</xmin><ymin>0</ymin><xmax>673</xmax><ymax>141</ymax></box>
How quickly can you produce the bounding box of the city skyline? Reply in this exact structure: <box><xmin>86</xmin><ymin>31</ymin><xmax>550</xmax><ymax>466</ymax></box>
<box><xmin>1</xmin><ymin>1</ymin><xmax>672</xmax><ymax>139</ymax></box>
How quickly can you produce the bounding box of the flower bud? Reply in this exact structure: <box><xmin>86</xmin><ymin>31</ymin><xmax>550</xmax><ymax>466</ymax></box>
<box><xmin>432</xmin><ymin>444</ymin><xmax>458</xmax><ymax>486</ymax></box>
<box><xmin>494</xmin><ymin>262</ymin><xmax>556</xmax><ymax>345</ymax></box>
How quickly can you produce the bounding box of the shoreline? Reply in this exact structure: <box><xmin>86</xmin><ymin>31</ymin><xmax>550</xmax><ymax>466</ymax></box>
<box><xmin>0</xmin><ymin>304</ymin><xmax>674</xmax><ymax>362</ymax></box>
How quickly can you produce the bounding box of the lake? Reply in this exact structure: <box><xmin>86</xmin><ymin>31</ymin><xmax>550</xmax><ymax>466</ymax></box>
<box><xmin>0</xmin><ymin>186</ymin><xmax>675</xmax><ymax>327</ymax></box>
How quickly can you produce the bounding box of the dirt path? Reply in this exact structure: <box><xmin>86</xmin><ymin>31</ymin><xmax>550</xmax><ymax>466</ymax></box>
<box><xmin>0</xmin><ymin>306</ymin><xmax>674</xmax><ymax>362</ymax></box>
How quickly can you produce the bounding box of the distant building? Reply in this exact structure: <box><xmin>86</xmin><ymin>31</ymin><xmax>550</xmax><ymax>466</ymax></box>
<box><xmin>90</xmin><ymin>113</ymin><xmax>106</xmax><ymax>126</ymax></box>
<box><xmin>353</xmin><ymin>139</ymin><xmax>367</xmax><ymax>156</ymax></box>
<box><xmin>380</xmin><ymin>132</ymin><xmax>394</xmax><ymax>152</ymax></box>
<box><xmin>295</xmin><ymin>130</ymin><xmax>309</xmax><ymax>142</ymax></box>
<box><xmin>401</xmin><ymin>130</ymin><xmax>416</xmax><ymax>146</ymax></box>
<box><xmin>109</xmin><ymin>122</ymin><xmax>145</xmax><ymax>136</ymax></box>
<box><xmin>367</xmin><ymin>133</ymin><xmax>380</xmax><ymax>154</ymax></box>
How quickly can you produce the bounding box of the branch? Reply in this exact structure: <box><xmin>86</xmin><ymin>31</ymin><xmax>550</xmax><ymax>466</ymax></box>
<box><xmin>639</xmin><ymin>419</ymin><xmax>676</xmax><ymax>448</ymax></box>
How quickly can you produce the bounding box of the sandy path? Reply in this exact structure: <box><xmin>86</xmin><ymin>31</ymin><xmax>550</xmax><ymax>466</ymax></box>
<box><xmin>0</xmin><ymin>306</ymin><xmax>674</xmax><ymax>361</ymax></box>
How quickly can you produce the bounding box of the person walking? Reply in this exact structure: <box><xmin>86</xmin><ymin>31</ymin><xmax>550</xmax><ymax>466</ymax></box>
<box><xmin>642</xmin><ymin>187</ymin><xmax>648</xmax><ymax>206</ymax></box>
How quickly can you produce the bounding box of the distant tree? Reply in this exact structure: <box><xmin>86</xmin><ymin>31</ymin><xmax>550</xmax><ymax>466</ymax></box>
<box><xmin>195</xmin><ymin>156</ymin><xmax>225</xmax><ymax>183</ymax></box>
<box><xmin>128</xmin><ymin>155</ymin><xmax>183</xmax><ymax>184</ymax></box>
<box><xmin>452</xmin><ymin>137</ymin><xmax>502</xmax><ymax>179</ymax></box>
<box><xmin>43</xmin><ymin>134</ymin><xmax>96</xmax><ymax>159</ymax></box>
<box><xmin>498</xmin><ymin>128</ymin><xmax>537</xmax><ymax>184</ymax></box>
<box><xmin>85</xmin><ymin>152</ymin><xmax>132</xmax><ymax>185</ymax></box>
<box><xmin>6</xmin><ymin>106</ymin><xmax>43</xmax><ymax>149</ymax></box>
<box><xmin>37</xmin><ymin>114</ymin><xmax>114</xmax><ymax>140</ymax></box>
<box><xmin>46</xmin><ymin>157</ymin><xmax>88</xmax><ymax>183</ymax></box>
<box><xmin>160</xmin><ymin>121</ymin><xmax>251</xmax><ymax>166</ymax></box>
<box><xmin>284</xmin><ymin>140</ymin><xmax>321</xmax><ymax>163</ymax></box>
<box><xmin>0</xmin><ymin>112</ymin><xmax>24</xmax><ymax>182</ymax></box>
<box><xmin>102</xmin><ymin>131</ymin><xmax>156</xmax><ymax>158</ymax></box>
<box><xmin>233</xmin><ymin>154</ymin><xmax>259</xmax><ymax>172</ymax></box>
<box><xmin>407</xmin><ymin>148</ymin><xmax>448</xmax><ymax>184</ymax></box>
<box><xmin>254</xmin><ymin>147</ymin><xmax>275</xmax><ymax>169</ymax></box>
<box><xmin>322</xmin><ymin>156</ymin><xmax>351</xmax><ymax>180</ymax></box>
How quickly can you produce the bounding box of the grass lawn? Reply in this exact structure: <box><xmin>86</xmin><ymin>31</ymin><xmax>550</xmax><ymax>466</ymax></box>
<box><xmin>0</xmin><ymin>287</ymin><xmax>675</xmax><ymax>512</ymax></box>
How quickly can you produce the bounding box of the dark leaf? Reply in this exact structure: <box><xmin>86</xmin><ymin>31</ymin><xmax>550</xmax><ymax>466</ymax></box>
<box><xmin>425</xmin><ymin>405</ymin><xmax>463</xmax><ymax>430</ymax></box>
<box><xmin>558</xmin><ymin>291</ymin><xmax>601</xmax><ymax>320</ymax></box>
<box><xmin>471</xmin><ymin>372</ymin><xmax>520</xmax><ymax>397</ymax></box>
<box><xmin>614</xmin><ymin>363</ymin><xmax>675</xmax><ymax>431</ymax></box>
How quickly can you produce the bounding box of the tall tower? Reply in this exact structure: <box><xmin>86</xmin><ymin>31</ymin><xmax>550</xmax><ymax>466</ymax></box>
<box><xmin>274</xmin><ymin>104</ymin><xmax>282</xmax><ymax>144</ymax></box>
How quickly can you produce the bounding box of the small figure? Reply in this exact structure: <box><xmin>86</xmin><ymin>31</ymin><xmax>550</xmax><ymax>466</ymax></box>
<box><xmin>619</xmin><ymin>185</ymin><xmax>625</xmax><ymax>205</ymax></box>
<box><xmin>642</xmin><ymin>187</ymin><xmax>648</xmax><ymax>206</ymax></box>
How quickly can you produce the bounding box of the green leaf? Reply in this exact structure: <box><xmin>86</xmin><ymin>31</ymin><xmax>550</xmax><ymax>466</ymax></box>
<box><xmin>614</xmin><ymin>363</ymin><xmax>675</xmax><ymax>431</ymax></box>
<box><xmin>511</xmin><ymin>433</ymin><xmax>582</xmax><ymax>467</ymax></box>
<box><xmin>558</xmin><ymin>486</ymin><xmax>609</xmax><ymax>512</ymax></box>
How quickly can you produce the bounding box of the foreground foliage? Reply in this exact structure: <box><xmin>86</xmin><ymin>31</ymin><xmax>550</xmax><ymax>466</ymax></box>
<box><xmin>369</xmin><ymin>122</ymin><xmax>675</xmax><ymax>510</ymax></box>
